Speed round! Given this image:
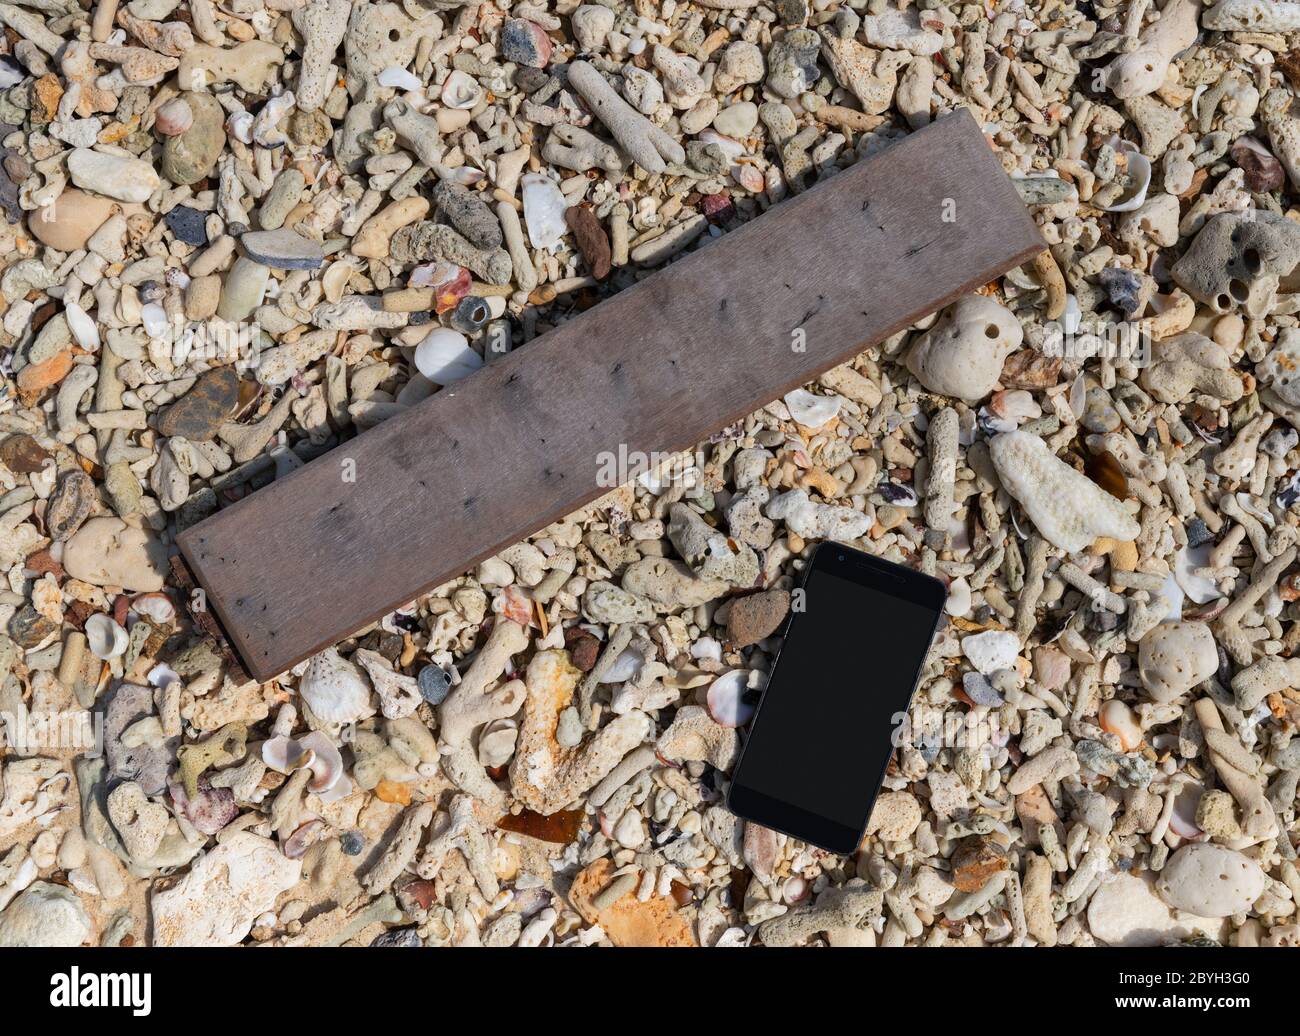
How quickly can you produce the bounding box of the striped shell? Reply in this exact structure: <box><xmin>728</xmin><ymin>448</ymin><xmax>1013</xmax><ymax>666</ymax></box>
<box><xmin>298</xmin><ymin>647</ymin><xmax>375</xmax><ymax>729</ymax></box>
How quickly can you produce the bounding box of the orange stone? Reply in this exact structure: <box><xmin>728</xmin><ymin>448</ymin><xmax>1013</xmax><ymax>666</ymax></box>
<box><xmin>951</xmin><ymin>836</ymin><xmax>1008</xmax><ymax>892</ymax></box>
<box><xmin>33</xmin><ymin>74</ymin><xmax>63</xmax><ymax>122</ymax></box>
<box><xmin>98</xmin><ymin>119</ymin><xmax>138</xmax><ymax>144</ymax></box>
<box><xmin>23</xmin><ymin>549</ymin><xmax>64</xmax><ymax>580</ymax></box>
<box><xmin>17</xmin><ymin>350</ymin><xmax>74</xmax><ymax>400</ymax></box>
<box><xmin>1015</xmin><ymin>784</ymin><xmax>1060</xmax><ymax>848</ymax></box>
<box><xmin>568</xmin><ymin>859</ymin><xmax>696</xmax><ymax>947</ymax></box>
<box><xmin>374</xmin><ymin>779</ymin><xmax>412</xmax><ymax>805</ymax></box>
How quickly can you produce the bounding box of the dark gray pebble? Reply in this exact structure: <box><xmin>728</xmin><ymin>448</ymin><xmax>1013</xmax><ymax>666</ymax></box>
<box><xmin>340</xmin><ymin>830</ymin><xmax>365</xmax><ymax>855</ymax></box>
<box><xmin>450</xmin><ymin>295</ymin><xmax>491</xmax><ymax>333</ymax></box>
<box><xmin>418</xmin><ymin>664</ymin><xmax>451</xmax><ymax>705</ymax></box>
<box><xmin>1185</xmin><ymin>517</ymin><xmax>1213</xmax><ymax>547</ymax></box>
<box><xmin>370</xmin><ymin>927</ymin><xmax>423</xmax><ymax>948</ymax></box>
<box><xmin>1098</xmin><ymin>267</ymin><xmax>1144</xmax><ymax>317</ymax></box>
<box><xmin>165</xmin><ymin>205</ymin><xmax>209</xmax><ymax>247</ymax></box>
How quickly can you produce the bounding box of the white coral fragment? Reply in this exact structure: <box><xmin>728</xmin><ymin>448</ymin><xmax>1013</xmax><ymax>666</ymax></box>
<box><xmin>989</xmin><ymin>432</ymin><xmax>1140</xmax><ymax>552</ymax></box>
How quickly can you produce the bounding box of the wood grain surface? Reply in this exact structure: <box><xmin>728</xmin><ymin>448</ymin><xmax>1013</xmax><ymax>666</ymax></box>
<box><xmin>178</xmin><ymin>109</ymin><xmax>1044</xmax><ymax>680</ymax></box>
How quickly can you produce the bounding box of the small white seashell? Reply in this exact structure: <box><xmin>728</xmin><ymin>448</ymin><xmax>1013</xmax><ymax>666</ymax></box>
<box><xmin>1069</xmin><ymin>372</ymin><xmax>1088</xmax><ymax>420</ymax></box>
<box><xmin>262</xmin><ymin>735</ymin><xmax>313</xmax><ymax>774</ymax></box>
<box><xmin>1235</xmin><ymin>492</ymin><xmax>1273</xmax><ymax>527</ymax></box>
<box><xmin>978</xmin><ymin>410</ymin><xmax>1017</xmax><ymax>434</ymax></box>
<box><xmin>733</xmin><ymin>164</ymin><xmax>765</xmax><ymax>192</ymax></box>
<box><xmin>377</xmin><ymin>66</ymin><xmax>423</xmax><ymax>91</ymax></box>
<box><xmin>1173</xmin><ymin>544</ymin><xmax>1221</xmax><ymax>606</ymax></box>
<box><xmin>64</xmin><ymin>302</ymin><xmax>100</xmax><ymax>351</ymax></box>
<box><xmin>354</xmin><ymin>648</ymin><xmax>422</xmax><ymax>719</ymax></box>
<box><xmin>690</xmin><ymin>637</ymin><xmax>723</xmax><ymax>663</ymax></box>
<box><xmin>1167</xmin><ymin>782</ymin><xmax>1204</xmax><ymax>839</ymax></box>
<box><xmin>521</xmin><ymin>172</ymin><xmax>568</xmax><ymax>250</ymax></box>
<box><xmin>131</xmin><ymin>591</ymin><xmax>175</xmax><ymax>625</ymax></box>
<box><xmin>298</xmin><ymin>646</ymin><xmax>376</xmax><ymax>730</ymax></box>
<box><xmin>478</xmin><ymin>719</ymin><xmax>518</xmax><ymax>768</ymax></box>
<box><xmin>698</xmin><ymin>129</ymin><xmax>744</xmax><ymax>161</ymax></box>
<box><xmin>598</xmin><ymin>648</ymin><xmax>644</xmax><ymax>684</ymax></box>
<box><xmin>413</xmin><ymin>327</ymin><xmax>483</xmax><ymax>383</ymax></box>
<box><xmin>1102</xmin><ymin>143</ymin><xmax>1152</xmax><ymax>213</ymax></box>
<box><xmin>0</xmin><ymin>59</ymin><xmax>25</xmax><ymax>89</ymax></box>
<box><xmin>85</xmin><ymin>613</ymin><xmax>128</xmax><ymax>660</ymax></box>
<box><xmin>783</xmin><ymin>388</ymin><xmax>841</xmax><ymax>428</ymax></box>
<box><xmin>611</xmin><ymin>808</ymin><xmax>645</xmax><ymax>848</ymax></box>
<box><xmin>988</xmin><ymin>390</ymin><xmax>1041</xmax><ymax>430</ymax></box>
<box><xmin>226</xmin><ymin>110</ymin><xmax>254</xmax><ymax>144</ymax></box>
<box><xmin>298</xmin><ymin>731</ymin><xmax>345</xmax><ymax>794</ymax></box>
<box><xmin>944</xmin><ymin>577</ymin><xmax>971</xmax><ymax>617</ymax></box>
<box><xmin>251</xmin><ymin>90</ymin><xmax>294</xmax><ymax>148</ymax></box>
<box><xmin>147</xmin><ymin>662</ymin><xmax>181</xmax><ymax>689</ymax></box>
<box><xmin>706</xmin><ymin>670</ymin><xmax>755</xmax><ymax>727</ymax></box>
<box><xmin>1160</xmin><ymin>570</ymin><xmax>1186</xmax><ymax>622</ymax></box>
<box><xmin>408</xmin><ymin>261</ymin><xmax>460</xmax><ymax>289</ymax></box>
<box><xmin>154</xmin><ymin>97</ymin><xmax>193</xmax><ymax>136</ymax></box>
<box><xmin>441</xmin><ymin>69</ymin><xmax>483</xmax><ymax>109</ymax></box>
<box><xmin>1099</xmin><ymin>699</ymin><xmax>1142</xmax><ymax>752</ymax></box>
<box><xmin>1062</xmin><ymin>293</ymin><xmax>1082</xmax><ymax>335</ymax></box>
<box><xmin>445</xmin><ymin>166</ymin><xmax>486</xmax><ymax>186</ymax></box>
<box><xmin>141</xmin><ymin>303</ymin><xmax>169</xmax><ymax>339</ymax></box>
<box><xmin>316</xmin><ymin>772</ymin><xmax>353</xmax><ymax>804</ymax></box>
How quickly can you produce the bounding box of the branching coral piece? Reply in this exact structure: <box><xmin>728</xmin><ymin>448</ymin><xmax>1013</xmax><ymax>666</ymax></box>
<box><xmin>361</xmin><ymin>802</ymin><xmax>434</xmax><ymax>894</ymax></box>
<box><xmin>415</xmin><ymin>793</ymin><xmax>497</xmax><ymax>901</ymax></box>
<box><xmin>757</xmin><ymin>881</ymin><xmax>884</xmax><ymax>947</ymax></box>
<box><xmin>437</xmin><ymin>619</ymin><xmax>529</xmax><ymax>812</ymax></box>
<box><xmin>1193</xmin><ymin>697</ymin><xmax>1277</xmax><ymax>847</ymax></box>
<box><xmin>566</xmin><ymin>61</ymin><xmax>685</xmax><ymax>174</ymax></box>
<box><xmin>509</xmin><ymin>649</ymin><xmax>653</xmax><ymax>815</ymax></box>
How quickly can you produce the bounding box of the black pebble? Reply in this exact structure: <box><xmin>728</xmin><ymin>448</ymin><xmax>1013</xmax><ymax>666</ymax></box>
<box><xmin>370</xmin><ymin>927</ymin><xmax>422</xmax><ymax>948</ymax></box>
<box><xmin>164</xmin><ymin>205</ymin><xmax>209</xmax><ymax>247</ymax></box>
<box><xmin>340</xmin><ymin>830</ymin><xmax>365</xmax><ymax>855</ymax></box>
<box><xmin>1098</xmin><ymin>267</ymin><xmax>1144</xmax><ymax>318</ymax></box>
<box><xmin>1185</xmin><ymin>517</ymin><xmax>1213</xmax><ymax>547</ymax></box>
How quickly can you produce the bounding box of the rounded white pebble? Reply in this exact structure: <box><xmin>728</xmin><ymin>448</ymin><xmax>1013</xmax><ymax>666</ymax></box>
<box><xmin>414</xmin><ymin>327</ymin><xmax>483</xmax><ymax>384</ymax></box>
<box><xmin>141</xmin><ymin>302</ymin><xmax>170</xmax><ymax>338</ymax></box>
<box><xmin>64</xmin><ymin>301</ymin><xmax>100</xmax><ymax>351</ymax></box>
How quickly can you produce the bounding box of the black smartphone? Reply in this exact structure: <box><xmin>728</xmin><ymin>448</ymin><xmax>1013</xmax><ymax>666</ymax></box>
<box><xmin>727</xmin><ymin>542</ymin><xmax>946</xmax><ymax>854</ymax></box>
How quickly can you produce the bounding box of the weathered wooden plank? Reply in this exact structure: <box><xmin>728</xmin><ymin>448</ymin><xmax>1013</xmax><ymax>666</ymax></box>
<box><xmin>179</xmin><ymin>109</ymin><xmax>1044</xmax><ymax>680</ymax></box>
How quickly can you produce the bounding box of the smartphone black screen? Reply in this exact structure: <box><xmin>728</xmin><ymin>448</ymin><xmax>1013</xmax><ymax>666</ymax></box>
<box><xmin>728</xmin><ymin>543</ymin><xmax>945</xmax><ymax>854</ymax></box>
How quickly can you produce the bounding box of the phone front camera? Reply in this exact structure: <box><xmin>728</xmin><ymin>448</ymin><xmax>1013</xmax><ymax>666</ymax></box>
<box><xmin>838</xmin><ymin>554</ymin><xmax>845</xmax><ymax>561</ymax></box>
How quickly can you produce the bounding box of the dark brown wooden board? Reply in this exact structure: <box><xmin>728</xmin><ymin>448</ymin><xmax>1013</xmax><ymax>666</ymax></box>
<box><xmin>179</xmin><ymin>109</ymin><xmax>1044</xmax><ymax>680</ymax></box>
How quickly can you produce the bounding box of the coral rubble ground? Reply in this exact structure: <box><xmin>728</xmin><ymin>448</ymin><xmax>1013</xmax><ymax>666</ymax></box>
<box><xmin>1</xmin><ymin>0</ymin><xmax>1300</xmax><ymax>948</ymax></box>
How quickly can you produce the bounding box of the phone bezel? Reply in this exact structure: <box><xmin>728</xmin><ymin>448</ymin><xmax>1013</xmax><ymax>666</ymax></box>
<box><xmin>726</xmin><ymin>540</ymin><xmax>947</xmax><ymax>855</ymax></box>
